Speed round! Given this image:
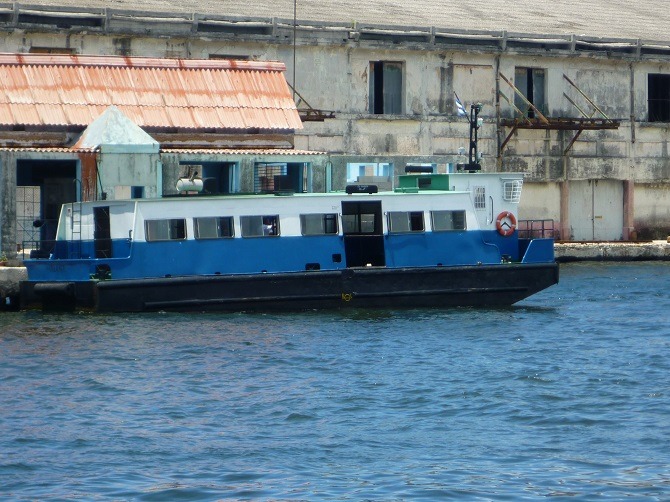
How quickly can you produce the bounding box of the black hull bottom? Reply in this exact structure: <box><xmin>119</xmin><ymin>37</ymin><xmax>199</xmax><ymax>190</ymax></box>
<box><xmin>21</xmin><ymin>263</ymin><xmax>559</xmax><ymax>312</ymax></box>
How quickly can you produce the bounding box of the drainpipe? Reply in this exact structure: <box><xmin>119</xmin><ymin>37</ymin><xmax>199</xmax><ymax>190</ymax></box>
<box><xmin>494</xmin><ymin>55</ymin><xmax>501</xmax><ymax>170</ymax></box>
<box><xmin>623</xmin><ymin>179</ymin><xmax>635</xmax><ymax>240</ymax></box>
<box><xmin>559</xmin><ymin>157</ymin><xmax>570</xmax><ymax>241</ymax></box>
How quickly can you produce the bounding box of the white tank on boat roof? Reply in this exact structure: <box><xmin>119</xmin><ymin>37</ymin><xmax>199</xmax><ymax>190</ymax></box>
<box><xmin>176</xmin><ymin>178</ymin><xmax>204</xmax><ymax>193</ymax></box>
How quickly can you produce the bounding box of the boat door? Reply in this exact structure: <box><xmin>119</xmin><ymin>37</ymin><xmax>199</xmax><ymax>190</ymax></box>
<box><xmin>94</xmin><ymin>206</ymin><xmax>112</xmax><ymax>258</ymax></box>
<box><xmin>341</xmin><ymin>200</ymin><xmax>386</xmax><ymax>267</ymax></box>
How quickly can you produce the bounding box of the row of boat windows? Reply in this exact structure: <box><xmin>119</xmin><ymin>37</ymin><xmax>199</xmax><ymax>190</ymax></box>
<box><xmin>144</xmin><ymin>210</ymin><xmax>467</xmax><ymax>242</ymax></box>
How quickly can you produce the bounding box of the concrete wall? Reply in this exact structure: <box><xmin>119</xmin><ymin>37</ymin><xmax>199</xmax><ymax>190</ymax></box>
<box><xmin>98</xmin><ymin>152</ymin><xmax>161</xmax><ymax>200</ymax></box>
<box><xmin>634</xmin><ymin>183</ymin><xmax>670</xmax><ymax>239</ymax></box>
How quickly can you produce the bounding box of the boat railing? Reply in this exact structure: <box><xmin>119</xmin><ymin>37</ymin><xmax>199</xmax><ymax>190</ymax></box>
<box><xmin>518</xmin><ymin>219</ymin><xmax>557</xmax><ymax>240</ymax></box>
<box><xmin>21</xmin><ymin>240</ymin><xmax>56</xmax><ymax>260</ymax></box>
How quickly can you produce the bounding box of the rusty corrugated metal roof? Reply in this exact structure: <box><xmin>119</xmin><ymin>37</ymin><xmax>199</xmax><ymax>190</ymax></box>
<box><xmin>160</xmin><ymin>148</ymin><xmax>326</xmax><ymax>155</ymax></box>
<box><xmin>0</xmin><ymin>146</ymin><xmax>324</xmax><ymax>155</ymax></box>
<box><xmin>0</xmin><ymin>53</ymin><xmax>302</xmax><ymax>131</ymax></box>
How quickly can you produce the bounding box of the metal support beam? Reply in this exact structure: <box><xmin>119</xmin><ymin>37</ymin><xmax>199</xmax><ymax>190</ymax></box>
<box><xmin>500</xmin><ymin>125</ymin><xmax>518</xmax><ymax>152</ymax></box>
<box><xmin>564</xmin><ymin>129</ymin><xmax>583</xmax><ymax>155</ymax></box>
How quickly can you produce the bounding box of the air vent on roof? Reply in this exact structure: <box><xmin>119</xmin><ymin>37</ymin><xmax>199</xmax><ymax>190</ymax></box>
<box><xmin>641</xmin><ymin>46</ymin><xmax>670</xmax><ymax>57</ymax></box>
<box><xmin>359</xmin><ymin>31</ymin><xmax>430</xmax><ymax>44</ymax></box>
<box><xmin>18</xmin><ymin>13</ymin><xmax>103</xmax><ymax>29</ymax></box>
<box><xmin>506</xmin><ymin>40</ymin><xmax>572</xmax><ymax>51</ymax></box>
<box><xmin>197</xmin><ymin>22</ymin><xmax>272</xmax><ymax>36</ymax></box>
<box><xmin>434</xmin><ymin>35</ymin><xmax>500</xmax><ymax>48</ymax></box>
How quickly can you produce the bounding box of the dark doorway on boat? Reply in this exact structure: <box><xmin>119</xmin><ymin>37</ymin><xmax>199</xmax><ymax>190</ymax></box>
<box><xmin>16</xmin><ymin>159</ymin><xmax>77</xmax><ymax>258</ymax></box>
<box><xmin>341</xmin><ymin>200</ymin><xmax>386</xmax><ymax>267</ymax></box>
<box><xmin>94</xmin><ymin>206</ymin><xmax>112</xmax><ymax>258</ymax></box>
<box><xmin>179</xmin><ymin>162</ymin><xmax>239</xmax><ymax>194</ymax></box>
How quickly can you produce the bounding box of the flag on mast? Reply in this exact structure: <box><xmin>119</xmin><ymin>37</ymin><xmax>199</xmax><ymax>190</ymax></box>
<box><xmin>454</xmin><ymin>92</ymin><xmax>467</xmax><ymax>116</ymax></box>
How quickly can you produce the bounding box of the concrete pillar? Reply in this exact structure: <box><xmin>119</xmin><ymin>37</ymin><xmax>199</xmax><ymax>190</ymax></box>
<box><xmin>623</xmin><ymin>179</ymin><xmax>635</xmax><ymax>240</ymax></box>
<box><xmin>559</xmin><ymin>180</ymin><xmax>570</xmax><ymax>241</ymax></box>
<box><xmin>0</xmin><ymin>152</ymin><xmax>17</xmax><ymax>258</ymax></box>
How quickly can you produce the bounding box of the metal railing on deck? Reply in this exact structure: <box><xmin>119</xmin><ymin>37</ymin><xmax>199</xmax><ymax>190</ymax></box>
<box><xmin>21</xmin><ymin>240</ymin><xmax>56</xmax><ymax>260</ymax></box>
<box><xmin>518</xmin><ymin>219</ymin><xmax>557</xmax><ymax>239</ymax></box>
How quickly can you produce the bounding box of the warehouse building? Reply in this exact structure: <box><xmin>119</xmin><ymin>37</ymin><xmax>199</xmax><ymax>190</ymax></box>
<box><xmin>1</xmin><ymin>0</ymin><xmax>669</xmax><ymax>255</ymax></box>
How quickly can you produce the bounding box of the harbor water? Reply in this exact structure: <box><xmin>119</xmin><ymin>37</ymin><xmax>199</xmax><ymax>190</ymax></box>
<box><xmin>1</xmin><ymin>262</ymin><xmax>669</xmax><ymax>500</ymax></box>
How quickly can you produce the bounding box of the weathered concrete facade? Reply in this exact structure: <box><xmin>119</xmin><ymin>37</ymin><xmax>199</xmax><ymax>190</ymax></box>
<box><xmin>1</xmin><ymin>4</ymin><xmax>670</xmax><ymax>241</ymax></box>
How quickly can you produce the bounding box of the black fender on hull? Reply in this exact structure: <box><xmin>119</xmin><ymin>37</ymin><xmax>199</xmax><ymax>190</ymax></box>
<box><xmin>91</xmin><ymin>263</ymin><xmax>559</xmax><ymax>313</ymax></box>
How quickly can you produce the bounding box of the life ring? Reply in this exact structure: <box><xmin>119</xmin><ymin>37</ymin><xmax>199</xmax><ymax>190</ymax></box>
<box><xmin>495</xmin><ymin>211</ymin><xmax>517</xmax><ymax>237</ymax></box>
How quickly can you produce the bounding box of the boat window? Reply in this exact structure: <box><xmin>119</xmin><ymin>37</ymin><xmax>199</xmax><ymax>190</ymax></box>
<box><xmin>342</xmin><ymin>213</ymin><xmax>378</xmax><ymax>234</ymax></box>
<box><xmin>431</xmin><ymin>210</ymin><xmax>466</xmax><ymax>231</ymax></box>
<box><xmin>145</xmin><ymin>218</ymin><xmax>186</xmax><ymax>241</ymax></box>
<box><xmin>300</xmin><ymin>213</ymin><xmax>338</xmax><ymax>236</ymax></box>
<box><xmin>240</xmin><ymin>215</ymin><xmax>280</xmax><ymax>237</ymax></box>
<box><xmin>473</xmin><ymin>186</ymin><xmax>486</xmax><ymax>210</ymax></box>
<box><xmin>387</xmin><ymin>211</ymin><xmax>425</xmax><ymax>233</ymax></box>
<box><xmin>502</xmin><ymin>180</ymin><xmax>523</xmax><ymax>203</ymax></box>
<box><xmin>194</xmin><ymin>217</ymin><xmax>234</xmax><ymax>239</ymax></box>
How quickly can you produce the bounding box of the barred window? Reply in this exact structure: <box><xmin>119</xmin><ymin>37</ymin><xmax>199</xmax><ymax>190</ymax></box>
<box><xmin>474</xmin><ymin>186</ymin><xmax>486</xmax><ymax>210</ymax></box>
<box><xmin>502</xmin><ymin>180</ymin><xmax>523</xmax><ymax>203</ymax></box>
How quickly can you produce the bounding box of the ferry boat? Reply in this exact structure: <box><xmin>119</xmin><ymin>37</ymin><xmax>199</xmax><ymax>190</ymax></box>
<box><xmin>20</xmin><ymin>172</ymin><xmax>558</xmax><ymax>312</ymax></box>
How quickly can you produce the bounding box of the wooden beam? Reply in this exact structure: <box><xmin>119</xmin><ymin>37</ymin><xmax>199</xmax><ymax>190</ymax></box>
<box><xmin>563</xmin><ymin>74</ymin><xmax>610</xmax><ymax>120</ymax></box>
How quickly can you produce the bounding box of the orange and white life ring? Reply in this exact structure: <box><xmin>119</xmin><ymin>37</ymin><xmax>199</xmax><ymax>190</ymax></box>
<box><xmin>495</xmin><ymin>211</ymin><xmax>517</xmax><ymax>237</ymax></box>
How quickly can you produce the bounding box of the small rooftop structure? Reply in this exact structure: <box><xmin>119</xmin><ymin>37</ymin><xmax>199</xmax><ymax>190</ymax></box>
<box><xmin>73</xmin><ymin>106</ymin><xmax>159</xmax><ymax>153</ymax></box>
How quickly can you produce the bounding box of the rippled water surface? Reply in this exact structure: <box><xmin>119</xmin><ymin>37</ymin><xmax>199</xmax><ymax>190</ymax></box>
<box><xmin>1</xmin><ymin>262</ymin><xmax>669</xmax><ymax>500</ymax></box>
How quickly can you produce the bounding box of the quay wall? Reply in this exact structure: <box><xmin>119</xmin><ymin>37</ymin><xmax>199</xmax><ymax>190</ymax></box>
<box><xmin>554</xmin><ymin>240</ymin><xmax>670</xmax><ymax>262</ymax></box>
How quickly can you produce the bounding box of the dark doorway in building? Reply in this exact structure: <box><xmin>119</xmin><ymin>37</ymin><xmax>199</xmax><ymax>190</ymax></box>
<box><xmin>341</xmin><ymin>200</ymin><xmax>386</xmax><ymax>267</ymax></box>
<box><xmin>16</xmin><ymin>159</ymin><xmax>77</xmax><ymax>253</ymax></box>
<box><xmin>648</xmin><ymin>74</ymin><xmax>670</xmax><ymax>122</ymax></box>
<box><xmin>369</xmin><ymin>61</ymin><xmax>403</xmax><ymax>115</ymax></box>
<box><xmin>179</xmin><ymin>162</ymin><xmax>239</xmax><ymax>194</ymax></box>
<box><xmin>514</xmin><ymin>67</ymin><xmax>546</xmax><ymax>118</ymax></box>
<box><xmin>254</xmin><ymin>162</ymin><xmax>310</xmax><ymax>193</ymax></box>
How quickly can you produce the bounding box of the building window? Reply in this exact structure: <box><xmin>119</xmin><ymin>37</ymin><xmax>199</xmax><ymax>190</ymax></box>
<box><xmin>648</xmin><ymin>74</ymin><xmax>670</xmax><ymax>122</ymax></box>
<box><xmin>209</xmin><ymin>54</ymin><xmax>250</xmax><ymax>60</ymax></box>
<box><xmin>431</xmin><ymin>210</ymin><xmax>467</xmax><ymax>231</ymax></box>
<box><xmin>240</xmin><ymin>215</ymin><xmax>279</xmax><ymax>237</ymax></box>
<box><xmin>181</xmin><ymin>162</ymin><xmax>240</xmax><ymax>194</ymax></box>
<box><xmin>346</xmin><ymin>162</ymin><xmax>394</xmax><ymax>191</ymax></box>
<box><xmin>300</xmin><ymin>214</ymin><xmax>338</xmax><ymax>236</ymax></box>
<box><xmin>145</xmin><ymin>219</ymin><xmax>186</xmax><ymax>242</ymax></box>
<box><xmin>387</xmin><ymin>211</ymin><xmax>425</xmax><ymax>233</ymax></box>
<box><xmin>29</xmin><ymin>47</ymin><xmax>77</xmax><ymax>55</ymax></box>
<box><xmin>254</xmin><ymin>163</ymin><xmax>310</xmax><ymax>193</ymax></box>
<box><xmin>131</xmin><ymin>186</ymin><xmax>144</xmax><ymax>199</ymax></box>
<box><xmin>369</xmin><ymin>61</ymin><xmax>403</xmax><ymax>114</ymax></box>
<box><xmin>514</xmin><ymin>67</ymin><xmax>546</xmax><ymax>118</ymax></box>
<box><xmin>194</xmin><ymin>217</ymin><xmax>234</xmax><ymax>239</ymax></box>
<box><xmin>474</xmin><ymin>186</ymin><xmax>486</xmax><ymax>210</ymax></box>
